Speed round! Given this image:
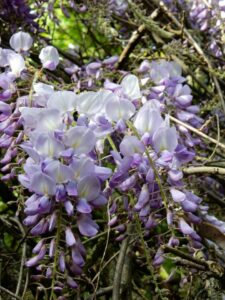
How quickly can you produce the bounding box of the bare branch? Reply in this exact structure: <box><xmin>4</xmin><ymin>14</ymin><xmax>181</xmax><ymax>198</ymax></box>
<box><xmin>0</xmin><ymin>286</ymin><xmax>22</xmax><ymax>300</ymax></box>
<box><xmin>183</xmin><ymin>166</ymin><xmax>225</xmax><ymax>175</ymax></box>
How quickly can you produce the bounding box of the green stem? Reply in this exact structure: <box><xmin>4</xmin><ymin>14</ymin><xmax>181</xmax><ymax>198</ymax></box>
<box><xmin>106</xmin><ymin>135</ymin><xmax>117</xmax><ymax>152</ymax></box>
<box><xmin>28</xmin><ymin>68</ymin><xmax>42</xmax><ymax>107</ymax></box>
<box><xmin>126</xmin><ymin>120</ymin><xmax>168</xmax><ymax>209</ymax></box>
<box><xmin>126</xmin><ymin>120</ymin><xmax>175</xmax><ymax>236</ymax></box>
<box><xmin>49</xmin><ymin>209</ymin><xmax>61</xmax><ymax>300</ymax></box>
<box><xmin>135</xmin><ymin>214</ymin><xmax>164</xmax><ymax>300</ymax></box>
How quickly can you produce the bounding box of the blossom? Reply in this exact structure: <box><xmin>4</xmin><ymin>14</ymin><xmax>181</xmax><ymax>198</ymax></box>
<box><xmin>8</xmin><ymin>53</ymin><xmax>25</xmax><ymax>77</ymax></box>
<box><xmin>134</xmin><ymin>101</ymin><xmax>163</xmax><ymax>135</ymax></box>
<box><xmin>9</xmin><ymin>31</ymin><xmax>33</xmax><ymax>52</ymax></box>
<box><xmin>152</xmin><ymin>117</ymin><xmax>178</xmax><ymax>153</ymax></box>
<box><xmin>39</xmin><ymin>46</ymin><xmax>59</xmax><ymax>70</ymax></box>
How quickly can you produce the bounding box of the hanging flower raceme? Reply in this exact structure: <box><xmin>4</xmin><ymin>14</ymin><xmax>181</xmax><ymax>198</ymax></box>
<box><xmin>18</xmin><ymin>84</ymin><xmax>112</xmax><ymax>292</ymax></box>
<box><xmin>1</xmin><ymin>28</ymin><xmax>223</xmax><ymax>298</ymax></box>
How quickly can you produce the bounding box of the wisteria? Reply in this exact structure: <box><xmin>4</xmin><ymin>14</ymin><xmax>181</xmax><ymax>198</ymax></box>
<box><xmin>1</xmin><ymin>1</ymin><xmax>225</xmax><ymax>299</ymax></box>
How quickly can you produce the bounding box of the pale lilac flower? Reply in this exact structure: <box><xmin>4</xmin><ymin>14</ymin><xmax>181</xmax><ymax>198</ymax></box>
<box><xmin>109</xmin><ymin>0</ymin><xmax>128</xmax><ymax>16</ymax></box>
<box><xmin>134</xmin><ymin>184</ymin><xmax>150</xmax><ymax>210</ymax></box>
<box><xmin>65</xmin><ymin>227</ymin><xmax>76</xmax><ymax>247</ymax></box>
<box><xmin>173</xmin><ymin>84</ymin><xmax>193</xmax><ymax>107</ymax></box>
<box><xmin>77</xmin><ymin>214</ymin><xmax>99</xmax><ymax>237</ymax></box>
<box><xmin>77</xmin><ymin>175</ymin><xmax>100</xmax><ymax>201</ymax></box>
<box><xmin>76</xmin><ymin>90</ymin><xmax>112</xmax><ymax>117</ymax></box>
<box><xmin>71</xmin><ymin>246</ymin><xmax>85</xmax><ymax>267</ymax></box>
<box><xmin>153</xmin><ymin>116</ymin><xmax>178</xmax><ymax>153</ymax></box>
<box><xmin>59</xmin><ymin>252</ymin><xmax>66</xmax><ymax>272</ymax></box>
<box><xmin>39</xmin><ymin>46</ymin><xmax>59</xmax><ymax>70</ymax></box>
<box><xmin>105</xmin><ymin>94</ymin><xmax>135</xmax><ymax>122</ymax></box>
<box><xmin>134</xmin><ymin>101</ymin><xmax>163</xmax><ymax>135</ymax></box>
<box><xmin>64</xmin><ymin>200</ymin><xmax>74</xmax><ymax>216</ymax></box>
<box><xmin>34</xmin><ymin>109</ymin><xmax>63</xmax><ymax>134</ymax></box>
<box><xmin>33</xmin><ymin>133</ymin><xmax>64</xmax><ymax>158</ymax></box>
<box><xmin>29</xmin><ymin>172</ymin><xmax>56</xmax><ymax>195</ymax></box>
<box><xmin>64</xmin><ymin>126</ymin><xmax>96</xmax><ymax>155</ymax></box>
<box><xmin>47</xmin><ymin>91</ymin><xmax>77</xmax><ymax>114</ymax></box>
<box><xmin>10</xmin><ymin>31</ymin><xmax>33</xmax><ymax>52</ymax></box>
<box><xmin>120</xmin><ymin>136</ymin><xmax>145</xmax><ymax>156</ymax></box>
<box><xmin>138</xmin><ymin>60</ymin><xmax>151</xmax><ymax>73</ymax></box>
<box><xmin>179</xmin><ymin>218</ymin><xmax>194</xmax><ymax>235</ymax></box>
<box><xmin>49</xmin><ymin>238</ymin><xmax>55</xmax><ymax>257</ymax></box>
<box><xmin>32</xmin><ymin>239</ymin><xmax>44</xmax><ymax>254</ymax></box>
<box><xmin>0</xmin><ymin>48</ymin><xmax>15</xmax><ymax>67</ymax></box>
<box><xmin>33</xmin><ymin>82</ymin><xmax>54</xmax><ymax>106</ymax></box>
<box><xmin>44</xmin><ymin>160</ymin><xmax>73</xmax><ymax>183</ymax></box>
<box><xmin>170</xmin><ymin>188</ymin><xmax>186</xmax><ymax>203</ymax></box>
<box><xmin>121</xmin><ymin>74</ymin><xmax>141</xmax><ymax>100</ymax></box>
<box><xmin>25</xmin><ymin>245</ymin><xmax>46</xmax><ymax>267</ymax></box>
<box><xmin>70</xmin><ymin>156</ymin><xmax>95</xmax><ymax>180</ymax></box>
<box><xmin>8</xmin><ymin>53</ymin><xmax>25</xmax><ymax>77</ymax></box>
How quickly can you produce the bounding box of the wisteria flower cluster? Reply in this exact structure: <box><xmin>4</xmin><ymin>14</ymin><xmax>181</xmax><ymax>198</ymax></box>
<box><xmin>163</xmin><ymin>0</ymin><xmax>225</xmax><ymax>59</ymax></box>
<box><xmin>1</xmin><ymin>21</ymin><xmax>225</xmax><ymax>298</ymax></box>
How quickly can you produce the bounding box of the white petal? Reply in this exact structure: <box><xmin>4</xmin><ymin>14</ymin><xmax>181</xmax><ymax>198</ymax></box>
<box><xmin>105</xmin><ymin>95</ymin><xmax>135</xmax><ymax>121</ymax></box>
<box><xmin>121</xmin><ymin>74</ymin><xmax>141</xmax><ymax>100</ymax></box>
<box><xmin>10</xmin><ymin>31</ymin><xmax>33</xmax><ymax>52</ymax></box>
<box><xmin>39</xmin><ymin>46</ymin><xmax>59</xmax><ymax>70</ymax></box>
<box><xmin>64</xmin><ymin>126</ymin><xmax>96</xmax><ymax>155</ymax></box>
<box><xmin>8</xmin><ymin>53</ymin><xmax>25</xmax><ymax>77</ymax></box>
<box><xmin>33</xmin><ymin>83</ymin><xmax>54</xmax><ymax>95</ymax></box>
<box><xmin>134</xmin><ymin>102</ymin><xmax>163</xmax><ymax>135</ymax></box>
<box><xmin>76</xmin><ymin>90</ymin><xmax>112</xmax><ymax>116</ymax></box>
<box><xmin>47</xmin><ymin>91</ymin><xmax>77</xmax><ymax>113</ymax></box>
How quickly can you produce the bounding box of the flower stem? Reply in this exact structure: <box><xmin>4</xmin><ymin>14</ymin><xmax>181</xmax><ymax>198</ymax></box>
<box><xmin>49</xmin><ymin>208</ymin><xmax>61</xmax><ymax>300</ymax></box>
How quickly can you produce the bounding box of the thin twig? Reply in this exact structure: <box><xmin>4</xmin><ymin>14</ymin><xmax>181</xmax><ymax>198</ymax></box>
<box><xmin>87</xmin><ymin>286</ymin><xmax>113</xmax><ymax>300</ymax></box>
<box><xmin>92</xmin><ymin>251</ymin><xmax>120</xmax><ymax>283</ymax></box>
<box><xmin>116</xmin><ymin>8</ymin><xmax>159</xmax><ymax>69</ymax></box>
<box><xmin>10</xmin><ymin>217</ymin><xmax>27</xmax><ymax>298</ymax></box>
<box><xmin>92</xmin><ymin>200</ymin><xmax>111</xmax><ymax>300</ymax></box>
<box><xmin>172</xmin><ymin>258</ymin><xmax>206</xmax><ymax>271</ymax></box>
<box><xmin>22</xmin><ymin>269</ymin><xmax>29</xmax><ymax>299</ymax></box>
<box><xmin>183</xmin><ymin>166</ymin><xmax>225</xmax><ymax>175</ymax></box>
<box><xmin>162</xmin><ymin>245</ymin><xmax>208</xmax><ymax>267</ymax></box>
<box><xmin>164</xmin><ymin>245</ymin><xmax>224</xmax><ymax>275</ymax></box>
<box><xmin>155</xmin><ymin>0</ymin><xmax>225</xmax><ymax>115</ymax></box>
<box><xmin>117</xmin><ymin>24</ymin><xmax>146</xmax><ymax>69</ymax></box>
<box><xmin>0</xmin><ymin>286</ymin><xmax>22</xmax><ymax>300</ymax></box>
<box><xmin>112</xmin><ymin>225</ymin><xmax>133</xmax><ymax>300</ymax></box>
<box><xmin>169</xmin><ymin>115</ymin><xmax>225</xmax><ymax>151</ymax></box>
<box><xmin>0</xmin><ymin>259</ymin><xmax>2</xmax><ymax>300</ymax></box>
<box><xmin>207</xmin><ymin>114</ymin><xmax>220</xmax><ymax>161</ymax></box>
<box><xmin>200</xmin><ymin>183</ymin><xmax>225</xmax><ymax>207</ymax></box>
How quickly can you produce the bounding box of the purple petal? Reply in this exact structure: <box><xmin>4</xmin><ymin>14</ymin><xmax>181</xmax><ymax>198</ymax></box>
<box><xmin>77</xmin><ymin>214</ymin><xmax>99</xmax><ymax>237</ymax></box>
<box><xmin>77</xmin><ymin>175</ymin><xmax>100</xmax><ymax>201</ymax></box>
<box><xmin>64</xmin><ymin>200</ymin><xmax>74</xmax><ymax>216</ymax></box>
<box><xmin>170</xmin><ymin>188</ymin><xmax>186</xmax><ymax>203</ymax></box>
<box><xmin>30</xmin><ymin>172</ymin><xmax>56</xmax><ymax>196</ymax></box>
<box><xmin>71</xmin><ymin>246</ymin><xmax>85</xmax><ymax>267</ymax></box>
<box><xmin>179</xmin><ymin>218</ymin><xmax>194</xmax><ymax>235</ymax></box>
<box><xmin>76</xmin><ymin>199</ymin><xmax>92</xmax><ymax>214</ymax></box>
<box><xmin>65</xmin><ymin>227</ymin><xmax>76</xmax><ymax>247</ymax></box>
<box><xmin>181</xmin><ymin>199</ymin><xmax>198</xmax><ymax>212</ymax></box>
<box><xmin>134</xmin><ymin>184</ymin><xmax>149</xmax><ymax>210</ymax></box>
<box><xmin>59</xmin><ymin>252</ymin><xmax>66</xmax><ymax>272</ymax></box>
<box><xmin>49</xmin><ymin>239</ymin><xmax>55</xmax><ymax>258</ymax></box>
<box><xmin>49</xmin><ymin>212</ymin><xmax>57</xmax><ymax>232</ymax></box>
<box><xmin>67</xmin><ymin>277</ymin><xmax>78</xmax><ymax>289</ymax></box>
